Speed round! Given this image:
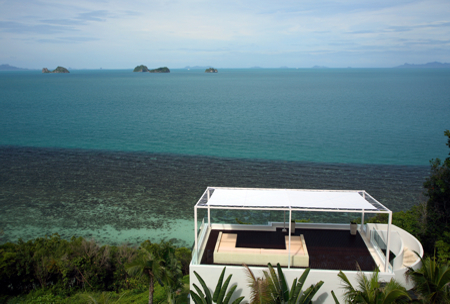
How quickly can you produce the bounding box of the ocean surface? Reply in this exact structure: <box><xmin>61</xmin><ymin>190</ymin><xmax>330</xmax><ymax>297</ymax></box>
<box><xmin>0</xmin><ymin>68</ymin><xmax>449</xmax><ymax>246</ymax></box>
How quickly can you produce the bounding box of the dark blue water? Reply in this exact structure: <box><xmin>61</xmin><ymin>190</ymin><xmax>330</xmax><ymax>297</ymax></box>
<box><xmin>0</xmin><ymin>69</ymin><xmax>448</xmax><ymax>245</ymax></box>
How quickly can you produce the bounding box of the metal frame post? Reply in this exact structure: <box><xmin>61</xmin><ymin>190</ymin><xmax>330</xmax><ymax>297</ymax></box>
<box><xmin>288</xmin><ymin>208</ymin><xmax>292</xmax><ymax>268</ymax></box>
<box><xmin>194</xmin><ymin>206</ymin><xmax>198</xmax><ymax>264</ymax></box>
<box><xmin>385</xmin><ymin>211</ymin><xmax>392</xmax><ymax>272</ymax></box>
<box><xmin>207</xmin><ymin>188</ymin><xmax>211</xmax><ymax>227</ymax></box>
<box><xmin>208</xmin><ymin>206</ymin><xmax>211</xmax><ymax>228</ymax></box>
<box><xmin>361</xmin><ymin>209</ymin><xmax>365</xmax><ymax>233</ymax></box>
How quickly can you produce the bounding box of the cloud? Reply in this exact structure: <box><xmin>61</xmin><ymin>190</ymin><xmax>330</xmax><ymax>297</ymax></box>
<box><xmin>0</xmin><ymin>21</ymin><xmax>78</xmax><ymax>34</ymax></box>
<box><xmin>402</xmin><ymin>39</ymin><xmax>450</xmax><ymax>46</ymax></box>
<box><xmin>0</xmin><ymin>0</ymin><xmax>449</xmax><ymax>68</ymax></box>
<box><xmin>37</xmin><ymin>36</ymin><xmax>100</xmax><ymax>43</ymax></box>
<box><xmin>76</xmin><ymin>10</ymin><xmax>109</xmax><ymax>22</ymax></box>
<box><xmin>40</xmin><ymin>19</ymin><xmax>86</xmax><ymax>26</ymax></box>
<box><xmin>121</xmin><ymin>10</ymin><xmax>142</xmax><ymax>17</ymax></box>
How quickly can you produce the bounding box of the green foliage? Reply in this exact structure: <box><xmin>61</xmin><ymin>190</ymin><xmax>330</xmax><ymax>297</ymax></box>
<box><xmin>149</xmin><ymin>67</ymin><xmax>170</xmax><ymax>73</ymax></box>
<box><xmin>125</xmin><ymin>240</ymin><xmax>183</xmax><ymax>304</ymax></box>
<box><xmin>406</xmin><ymin>253</ymin><xmax>450</xmax><ymax>304</ymax></box>
<box><xmin>245</xmin><ymin>263</ymin><xmax>323</xmax><ymax>304</ymax></box>
<box><xmin>79</xmin><ymin>291</ymin><xmax>129</xmax><ymax>303</ymax></box>
<box><xmin>1</xmin><ymin>286</ymin><xmax>169</xmax><ymax>304</ymax></box>
<box><xmin>235</xmin><ymin>218</ymin><xmax>252</xmax><ymax>225</ymax></box>
<box><xmin>423</xmin><ymin>130</ymin><xmax>450</xmax><ymax>252</ymax></box>
<box><xmin>436</xmin><ymin>237</ymin><xmax>450</xmax><ymax>264</ymax></box>
<box><xmin>133</xmin><ymin>65</ymin><xmax>149</xmax><ymax>72</ymax></box>
<box><xmin>244</xmin><ymin>264</ymin><xmax>271</xmax><ymax>304</ymax></box>
<box><xmin>333</xmin><ymin>266</ymin><xmax>410</xmax><ymax>304</ymax></box>
<box><xmin>0</xmin><ymin>235</ymin><xmax>190</xmax><ymax>303</ymax></box>
<box><xmin>262</xmin><ymin>263</ymin><xmax>323</xmax><ymax>304</ymax></box>
<box><xmin>175</xmin><ymin>247</ymin><xmax>192</xmax><ymax>276</ymax></box>
<box><xmin>190</xmin><ymin>267</ymin><xmax>244</xmax><ymax>304</ymax></box>
<box><xmin>295</xmin><ymin>219</ymin><xmax>312</xmax><ymax>223</ymax></box>
<box><xmin>53</xmin><ymin>66</ymin><xmax>69</xmax><ymax>73</ymax></box>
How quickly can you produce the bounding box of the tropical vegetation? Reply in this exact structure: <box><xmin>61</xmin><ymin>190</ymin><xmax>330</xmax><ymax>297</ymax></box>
<box><xmin>0</xmin><ymin>235</ymin><xmax>190</xmax><ymax>303</ymax></box>
<box><xmin>245</xmin><ymin>263</ymin><xmax>323</xmax><ymax>304</ymax></box>
<box><xmin>125</xmin><ymin>240</ymin><xmax>183</xmax><ymax>304</ymax></box>
<box><xmin>406</xmin><ymin>253</ymin><xmax>450</xmax><ymax>304</ymax></box>
<box><xmin>190</xmin><ymin>267</ymin><xmax>244</xmax><ymax>304</ymax></box>
<box><xmin>331</xmin><ymin>266</ymin><xmax>411</xmax><ymax>304</ymax></box>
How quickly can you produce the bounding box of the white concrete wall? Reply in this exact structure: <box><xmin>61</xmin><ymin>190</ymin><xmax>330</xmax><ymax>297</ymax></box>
<box><xmin>190</xmin><ymin>263</ymin><xmax>395</xmax><ymax>304</ymax></box>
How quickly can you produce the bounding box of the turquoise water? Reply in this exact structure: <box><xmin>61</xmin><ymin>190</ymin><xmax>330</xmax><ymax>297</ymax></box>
<box><xmin>1</xmin><ymin>69</ymin><xmax>449</xmax><ymax>165</ymax></box>
<box><xmin>0</xmin><ymin>69</ymin><xmax>449</xmax><ymax>246</ymax></box>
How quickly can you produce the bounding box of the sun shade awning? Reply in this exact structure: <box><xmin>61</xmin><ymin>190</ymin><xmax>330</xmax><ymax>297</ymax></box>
<box><xmin>205</xmin><ymin>188</ymin><xmax>378</xmax><ymax>210</ymax></box>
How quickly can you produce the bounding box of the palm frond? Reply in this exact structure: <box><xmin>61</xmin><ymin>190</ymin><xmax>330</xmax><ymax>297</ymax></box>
<box><xmin>213</xmin><ymin>267</ymin><xmax>226</xmax><ymax>302</ymax></box>
<box><xmin>244</xmin><ymin>264</ymin><xmax>270</xmax><ymax>304</ymax></box>
<box><xmin>194</xmin><ymin>271</ymin><xmax>212</xmax><ymax>304</ymax></box>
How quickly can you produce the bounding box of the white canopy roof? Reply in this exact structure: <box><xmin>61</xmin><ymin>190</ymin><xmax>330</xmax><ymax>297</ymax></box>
<box><xmin>205</xmin><ymin>188</ymin><xmax>378</xmax><ymax>210</ymax></box>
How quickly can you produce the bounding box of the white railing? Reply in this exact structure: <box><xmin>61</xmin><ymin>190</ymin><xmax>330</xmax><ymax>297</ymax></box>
<box><xmin>193</xmin><ymin>219</ymin><xmax>209</xmax><ymax>265</ymax></box>
<box><xmin>371</xmin><ymin>228</ymin><xmax>402</xmax><ymax>273</ymax></box>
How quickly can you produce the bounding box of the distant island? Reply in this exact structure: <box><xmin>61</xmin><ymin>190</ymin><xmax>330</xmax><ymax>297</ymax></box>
<box><xmin>0</xmin><ymin>64</ymin><xmax>28</xmax><ymax>71</ymax></box>
<box><xmin>395</xmin><ymin>62</ymin><xmax>450</xmax><ymax>68</ymax></box>
<box><xmin>42</xmin><ymin>66</ymin><xmax>70</xmax><ymax>73</ymax></box>
<box><xmin>205</xmin><ymin>67</ymin><xmax>218</xmax><ymax>73</ymax></box>
<box><xmin>133</xmin><ymin>65</ymin><xmax>149</xmax><ymax>72</ymax></box>
<box><xmin>149</xmin><ymin>67</ymin><xmax>170</xmax><ymax>73</ymax></box>
<box><xmin>133</xmin><ymin>65</ymin><xmax>170</xmax><ymax>73</ymax></box>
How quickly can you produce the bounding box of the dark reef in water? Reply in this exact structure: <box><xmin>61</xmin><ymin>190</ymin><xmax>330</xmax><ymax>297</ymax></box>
<box><xmin>0</xmin><ymin>146</ymin><xmax>429</xmax><ymax>244</ymax></box>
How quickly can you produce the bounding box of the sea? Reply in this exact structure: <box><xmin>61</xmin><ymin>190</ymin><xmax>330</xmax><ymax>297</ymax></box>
<box><xmin>1</xmin><ymin>68</ymin><xmax>449</xmax><ymax>247</ymax></box>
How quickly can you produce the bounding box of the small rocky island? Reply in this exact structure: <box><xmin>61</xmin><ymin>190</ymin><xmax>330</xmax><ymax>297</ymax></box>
<box><xmin>42</xmin><ymin>66</ymin><xmax>70</xmax><ymax>73</ymax></box>
<box><xmin>133</xmin><ymin>65</ymin><xmax>170</xmax><ymax>73</ymax></box>
<box><xmin>205</xmin><ymin>67</ymin><xmax>218</xmax><ymax>73</ymax></box>
<box><xmin>133</xmin><ymin>65</ymin><xmax>149</xmax><ymax>72</ymax></box>
<box><xmin>149</xmin><ymin>67</ymin><xmax>170</xmax><ymax>73</ymax></box>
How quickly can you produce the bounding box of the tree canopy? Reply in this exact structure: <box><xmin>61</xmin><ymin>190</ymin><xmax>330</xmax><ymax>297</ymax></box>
<box><xmin>423</xmin><ymin>130</ymin><xmax>450</xmax><ymax>252</ymax></box>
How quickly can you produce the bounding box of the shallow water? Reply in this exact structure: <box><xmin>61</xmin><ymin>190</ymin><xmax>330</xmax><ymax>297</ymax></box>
<box><xmin>0</xmin><ymin>146</ymin><xmax>429</xmax><ymax>246</ymax></box>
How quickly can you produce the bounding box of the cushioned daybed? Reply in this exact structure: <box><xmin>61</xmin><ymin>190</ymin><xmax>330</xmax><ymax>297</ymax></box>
<box><xmin>213</xmin><ymin>232</ymin><xmax>309</xmax><ymax>267</ymax></box>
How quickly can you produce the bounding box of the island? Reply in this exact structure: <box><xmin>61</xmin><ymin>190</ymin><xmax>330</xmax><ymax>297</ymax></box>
<box><xmin>149</xmin><ymin>67</ymin><xmax>170</xmax><ymax>73</ymax></box>
<box><xmin>394</xmin><ymin>62</ymin><xmax>450</xmax><ymax>68</ymax></box>
<box><xmin>133</xmin><ymin>65</ymin><xmax>170</xmax><ymax>73</ymax></box>
<box><xmin>0</xmin><ymin>64</ymin><xmax>28</xmax><ymax>71</ymax></box>
<box><xmin>133</xmin><ymin>65</ymin><xmax>149</xmax><ymax>72</ymax></box>
<box><xmin>205</xmin><ymin>67</ymin><xmax>218</xmax><ymax>73</ymax></box>
<box><xmin>42</xmin><ymin>66</ymin><xmax>70</xmax><ymax>73</ymax></box>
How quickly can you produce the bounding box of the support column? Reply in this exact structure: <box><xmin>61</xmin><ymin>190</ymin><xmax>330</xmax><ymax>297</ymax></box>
<box><xmin>208</xmin><ymin>206</ymin><xmax>211</xmax><ymax>228</ymax></box>
<box><xmin>361</xmin><ymin>210</ymin><xmax>365</xmax><ymax>233</ymax></box>
<box><xmin>194</xmin><ymin>206</ymin><xmax>198</xmax><ymax>265</ymax></box>
<box><xmin>385</xmin><ymin>211</ymin><xmax>392</xmax><ymax>272</ymax></box>
<box><xmin>288</xmin><ymin>208</ymin><xmax>292</xmax><ymax>269</ymax></box>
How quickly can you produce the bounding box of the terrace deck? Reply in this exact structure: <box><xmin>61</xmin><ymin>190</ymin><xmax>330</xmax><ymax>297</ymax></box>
<box><xmin>201</xmin><ymin>228</ymin><xmax>377</xmax><ymax>271</ymax></box>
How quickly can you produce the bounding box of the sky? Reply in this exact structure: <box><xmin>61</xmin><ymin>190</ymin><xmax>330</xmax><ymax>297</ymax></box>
<box><xmin>0</xmin><ymin>0</ymin><xmax>449</xmax><ymax>69</ymax></box>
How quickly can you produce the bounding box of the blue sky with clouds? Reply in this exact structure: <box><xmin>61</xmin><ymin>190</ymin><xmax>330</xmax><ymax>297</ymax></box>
<box><xmin>1</xmin><ymin>0</ymin><xmax>449</xmax><ymax>69</ymax></box>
